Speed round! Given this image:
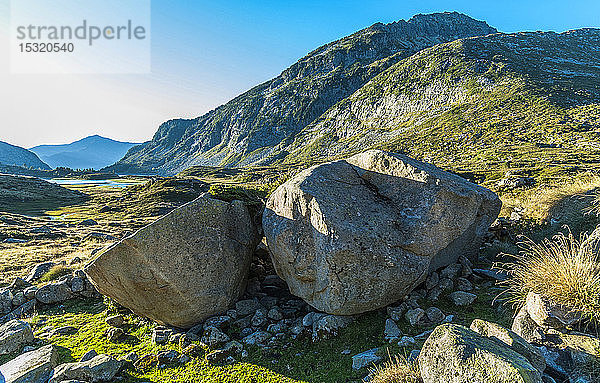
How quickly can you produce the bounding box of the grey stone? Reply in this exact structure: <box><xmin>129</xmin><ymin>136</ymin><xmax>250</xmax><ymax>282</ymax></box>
<box><xmin>251</xmin><ymin>309</ymin><xmax>267</xmax><ymax>328</ymax></box>
<box><xmin>470</xmin><ymin>319</ymin><xmax>546</xmax><ymax>373</ymax></box>
<box><xmin>263</xmin><ymin>150</ymin><xmax>500</xmax><ymax>315</ymax></box>
<box><xmin>235</xmin><ymin>300</ymin><xmax>263</xmax><ymax>317</ymax></box>
<box><xmin>425</xmin><ymin>307</ymin><xmax>445</xmax><ymax>324</ymax></box>
<box><xmin>537</xmin><ymin>346</ymin><xmax>570</xmax><ymax>381</ymax></box>
<box><xmin>105</xmin><ymin>327</ymin><xmax>124</xmax><ymax>342</ymax></box>
<box><xmin>84</xmin><ymin>195</ymin><xmax>259</xmax><ymax>329</ymax></box>
<box><xmin>387</xmin><ymin>304</ymin><xmax>408</xmax><ymax>322</ymax></box>
<box><xmin>0</xmin><ymin>344</ymin><xmax>59</xmax><ymax>383</ymax></box>
<box><xmin>48</xmin><ymin>354</ymin><xmax>123</xmax><ymax>383</ymax></box>
<box><xmin>0</xmin><ymin>291</ymin><xmax>12</xmax><ymax>316</ymax></box>
<box><xmin>427</xmin><ymin>278</ymin><xmax>454</xmax><ymax>301</ymax></box>
<box><xmin>10</xmin><ymin>292</ymin><xmax>25</xmax><ymax>309</ymax></box>
<box><xmin>267</xmin><ymin>307</ymin><xmax>283</xmax><ymax>321</ymax></box>
<box><xmin>449</xmin><ymin>291</ymin><xmax>477</xmax><ymax>306</ymax></box>
<box><xmin>157</xmin><ymin>350</ymin><xmax>179</xmax><ymax>364</ymax></box>
<box><xmin>512</xmin><ymin>306</ymin><xmax>545</xmax><ymax>344</ymax></box>
<box><xmin>267</xmin><ymin>321</ymin><xmax>287</xmax><ymax>334</ymax></box>
<box><xmin>35</xmin><ymin>281</ymin><xmax>73</xmax><ymax>305</ymax></box>
<box><xmin>201</xmin><ymin>326</ymin><xmax>229</xmax><ymax>347</ymax></box>
<box><xmin>70</xmin><ymin>277</ymin><xmax>85</xmax><ymax>293</ymax></box>
<box><xmin>151</xmin><ymin>328</ymin><xmax>171</xmax><ymax>345</ymax></box>
<box><xmin>105</xmin><ymin>315</ymin><xmax>124</xmax><ymax>328</ymax></box>
<box><xmin>398</xmin><ymin>336</ymin><xmax>416</xmax><ymax>348</ymax></box>
<box><xmin>405</xmin><ymin>308</ymin><xmax>425</xmax><ymax>326</ymax></box>
<box><xmin>203</xmin><ymin>316</ymin><xmax>231</xmax><ymax>330</ymax></box>
<box><xmin>302</xmin><ymin>312</ymin><xmax>322</xmax><ymax>327</ymax></box>
<box><xmin>242</xmin><ymin>331</ymin><xmax>272</xmax><ymax>346</ymax></box>
<box><xmin>352</xmin><ymin>348</ymin><xmax>381</xmax><ymax>370</ymax></box>
<box><xmin>384</xmin><ymin>319</ymin><xmax>401</xmax><ymax>341</ymax></box>
<box><xmin>0</xmin><ymin>320</ymin><xmax>34</xmax><ymax>355</ymax></box>
<box><xmin>80</xmin><ymin>350</ymin><xmax>98</xmax><ymax>363</ymax></box>
<box><xmin>425</xmin><ymin>272</ymin><xmax>439</xmax><ymax>290</ymax></box>
<box><xmin>440</xmin><ymin>264</ymin><xmax>462</xmax><ymax>281</ymax></box>
<box><xmin>419</xmin><ymin>324</ymin><xmax>542</xmax><ymax>383</ymax></box>
<box><xmin>455</xmin><ymin>278</ymin><xmax>473</xmax><ymax>292</ymax></box>
<box><xmin>0</xmin><ymin>300</ymin><xmax>35</xmax><ymax>324</ymax></box>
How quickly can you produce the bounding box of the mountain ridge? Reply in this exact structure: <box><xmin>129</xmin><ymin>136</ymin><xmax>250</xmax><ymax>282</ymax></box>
<box><xmin>109</xmin><ymin>12</ymin><xmax>498</xmax><ymax>175</ymax></box>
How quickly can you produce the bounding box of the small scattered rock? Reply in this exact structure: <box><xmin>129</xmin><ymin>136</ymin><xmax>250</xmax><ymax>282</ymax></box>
<box><xmin>105</xmin><ymin>327</ymin><xmax>125</xmax><ymax>342</ymax></box>
<box><xmin>26</xmin><ymin>262</ymin><xmax>55</xmax><ymax>282</ymax></box>
<box><xmin>425</xmin><ymin>307</ymin><xmax>445</xmax><ymax>324</ymax></box>
<box><xmin>352</xmin><ymin>348</ymin><xmax>381</xmax><ymax>370</ymax></box>
<box><xmin>449</xmin><ymin>291</ymin><xmax>477</xmax><ymax>306</ymax></box>
<box><xmin>201</xmin><ymin>326</ymin><xmax>230</xmax><ymax>347</ymax></box>
<box><xmin>106</xmin><ymin>315</ymin><xmax>124</xmax><ymax>328</ymax></box>
<box><xmin>35</xmin><ymin>281</ymin><xmax>73</xmax><ymax>305</ymax></box>
<box><xmin>405</xmin><ymin>308</ymin><xmax>425</xmax><ymax>326</ymax></box>
<box><xmin>242</xmin><ymin>331</ymin><xmax>271</xmax><ymax>346</ymax></box>
<box><xmin>80</xmin><ymin>350</ymin><xmax>98</xmax><ymax>363</ymax></box>
<box><xmin>384</xmin><ymin>319</ymin><xmax>401</xmax><ymax>341</ymax></box>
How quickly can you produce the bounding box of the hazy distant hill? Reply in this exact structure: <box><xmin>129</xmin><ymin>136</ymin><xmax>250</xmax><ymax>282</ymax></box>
<box><xmin>0</xmin><ymin>141</ymin><xmax>50</xmax><ymax>170</ymax></box>
<box><xmin>30</xmin><ymin>135</ymin><xmax>141</xmax><ymax>170</ymax></box>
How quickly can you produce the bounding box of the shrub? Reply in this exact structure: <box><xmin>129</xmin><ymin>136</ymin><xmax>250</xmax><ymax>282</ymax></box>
<box><xmin>503</xmin><ymin>227</ymin><xmax>600</xmax><ymax>322</ymax></box>
<box><xmin>39</xmin><ymin>264</ymin><xmax>72</xmax><ymax>283</ymax></box>
<box><xmin>369</xmin><ymin>355</ymin><xmax>422</xmax><ymax>383</ymax></box>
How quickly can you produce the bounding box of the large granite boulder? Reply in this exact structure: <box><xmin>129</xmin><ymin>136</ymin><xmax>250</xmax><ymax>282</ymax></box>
<box><xmin>419</xmin><ymin>324</ymin><xmax>543</xmax><ymax>383</ymax></box>
<box><xmin>85</xmin><ymin>195</ymin><xmax>259</xmax><ymax>329</ymax></box>
<box><xmin>0</xmin><ymin>344</ymin><xmax>59</xmax><ymax>383</ymax></box>
<box><xmin>263</xmin><ymin>150</ymin><xmax>500</xmax><ymax>315</ymax></box>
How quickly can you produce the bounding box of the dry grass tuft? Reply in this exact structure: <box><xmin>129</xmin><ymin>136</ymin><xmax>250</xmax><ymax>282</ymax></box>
<box><xmin>585</xmin><ymin>189</ymin><xmax>600</xmax><ymax>217</ymax></box>
<box><xmin>369</xmin><ymin>355</ymin><xmax>422</xmax><ymax>383</ymax></box>
<box><xmin>503</xmin><ymin>227</ymin><xmax>600</xmax><ymax>322</ymax></box>
<box><xmin>500</xmin><ymin>173</ymin><xmax>600</xmax><ymax>222</ymax></box>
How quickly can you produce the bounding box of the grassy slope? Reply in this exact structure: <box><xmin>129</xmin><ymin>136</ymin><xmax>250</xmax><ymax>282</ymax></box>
<box><xmin>282</xmin><ymin>30</ymin><xmax>600</xmax><ymax>186</ymax></box>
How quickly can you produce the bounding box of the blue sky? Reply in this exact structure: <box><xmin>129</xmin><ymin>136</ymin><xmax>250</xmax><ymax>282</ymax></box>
<box><xmin>1</xmin><ymin>0</ymin><xmax>599</xmax><ymax>147</ymax></box>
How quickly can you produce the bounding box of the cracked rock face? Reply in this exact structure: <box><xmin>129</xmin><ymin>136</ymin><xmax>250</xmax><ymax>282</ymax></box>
<box><xmin>263</xmin><ymin>150</ymin><xmax>500</xmax><ymax>315</ymax></box>
<box><xmin>85</xmin><ymin>194</ymin><xmax>259</xmax><ymax>329</ymax></box>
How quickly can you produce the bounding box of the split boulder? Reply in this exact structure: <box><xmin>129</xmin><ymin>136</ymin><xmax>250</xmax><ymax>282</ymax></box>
<box><xmin>263</xmin><ymin>150</ymin><xmax>500</xmax><ymax>315</ymax></box>
<box><xmin>85</xmin><ymin>195</ymin><xmax>259</xmax><ymax>329</ymax></box>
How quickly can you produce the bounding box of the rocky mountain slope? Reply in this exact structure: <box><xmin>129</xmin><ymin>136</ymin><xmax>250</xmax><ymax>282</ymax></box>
<box><xmin>110</xmin><ymin>12</ymin><xmax>497</xmax><ymax>175</ymax></box>
<box><xmin>31</xmin><ymin>135</ymin><xmax>140</xmax><ymax>170</ymax></box>
<box><xmin>279</xmin><ymin>29</ymin><xmax>600</xmax><ymax>174</ymax></box>
<box><xmin>0</xmin><ymin>141</ymin><xmax>50</xmax><ymax>170</ymax></box>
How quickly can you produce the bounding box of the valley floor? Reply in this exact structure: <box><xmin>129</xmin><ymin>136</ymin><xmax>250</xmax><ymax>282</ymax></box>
<box><xmin>1</xmin><ymin>169</ymin><xmax>599</xmax><ymax>382</ymax></box>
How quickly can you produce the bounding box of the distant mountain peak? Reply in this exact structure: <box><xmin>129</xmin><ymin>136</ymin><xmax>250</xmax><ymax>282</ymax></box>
<box><xmin>30</xmin><ymin>136</ymin><xmax>141</xmax><ymax>170</ymax></box>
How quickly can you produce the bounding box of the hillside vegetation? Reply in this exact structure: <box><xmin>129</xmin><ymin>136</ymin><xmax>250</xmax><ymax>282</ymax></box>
<box><xmin>281</xmin><ymin>29</ymin><xmax>600</xmax><ymax>182</ymax></box>
<box><xmin>109</xmin><ymin>12</ymin><xmax>496</xmax><ymax>175</ymax></box>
